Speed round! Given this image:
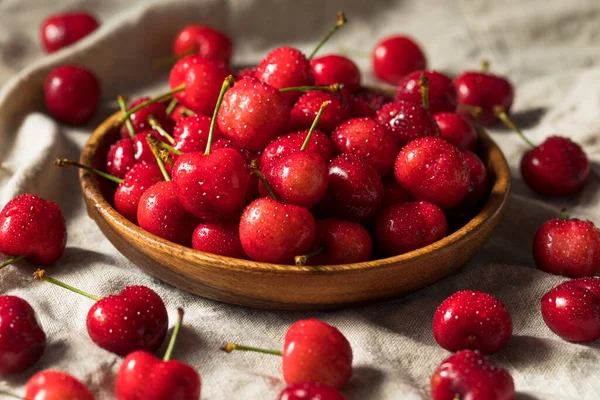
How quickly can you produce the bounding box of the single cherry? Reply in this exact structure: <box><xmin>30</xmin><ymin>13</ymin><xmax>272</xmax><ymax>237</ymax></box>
<box><xmin>172</xmin><ymin>24</ymin><xmax>232</xmax><ymax>63</ymax></box>
<box><xmin>40</xmin><ymin>12</ymin><xmax>99</xmax><ymax>53</ymax></box>
<box><xmin>279</xmin><ymin>382</ymin><xmax>347</xmax><ymax>400</ymax></box>
<box><xmin>192</xmin><ymin>221</ymin><xmax>248</xmax><ymax>259</ymax></box>
<box><xmin>395</xmin><ymin>70</ymin><xmax>456</xmax><ymax>114</ymax></box>
<box><xmin>375</xmin><ymin>101</ymin><xmax>439</xmax><ymax>146</ymax></box>
<box><xmin>311</xmin><ymin>54</ymin><xmax>361</xmax><ymax>93</ymax></box>
<box><xmin>106</xmin><ymin>138</ymin><xmax>136</xmax><ymax>179</ymax></box>
<box><xmin>173</xmin><ymin>114</ymin><xmax>222</xmax><ymax>153</ymax></box>
<box><xmin>289</xmin><ymin>90</ymin><xmax>351</xmax><ymax>134</ymax></box>
<box><xmin>25</xmin><ymin>370</ymin><xmax>94</xmax><ymax>400</ymax></box>
<box><xmin>260</xmin><ymin>128</ymin><xmax>332</xmax><ymax>170</ymax></box>
<box><xmin>372</xmin><ymin>35</ymin><xmax>427</xmax><ymax>85</ymax></box>
<box><xmin>433</xmin><ymin>112</ymin><xmax>477</xmax><ymax>150</ymax></box>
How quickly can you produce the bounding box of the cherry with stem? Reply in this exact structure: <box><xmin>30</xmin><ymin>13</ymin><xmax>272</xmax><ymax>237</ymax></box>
<box><xmin>300</xmin><ymin>101</ymin><xmax>331</xmax><ymax>151</ymax></box>
<box><xmin>249</xmin><ymin>160</ymin><xmax>278</xmax><ymax>201</ymax></box>
<box><xmin>119</xmin><ymin>85</ymin><xmax>186</xmax><ymax>123</ymax></box>
<box><xmin>205</xmin><ymin>75</ymin><xmax>234</xmax><ymax>156</ymax></box>
<box><xmin>307</xmin><ymin>11</ymin><xmax>347</xmax><ymax>60</ymax></box>
<box><xmin>494</xmin><ymin>106</ymin><xmax>535</xmax><ymax>148</ymax></box>
<box><xmin>222</xmin><ymin>342</ymin><xmax>282</xmax><ymax>356</ymax></box>
<box><xmin>163</xmin><ymin>308</ymin><xmax>184</xmax><ymax>361</ymax></box>
<box><xmin>148</xmin><ymin>116</ymin><xmax>175</xmax><ymax>144</ymax></box>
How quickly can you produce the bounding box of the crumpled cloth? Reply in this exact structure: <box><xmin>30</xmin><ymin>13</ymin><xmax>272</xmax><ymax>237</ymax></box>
<box><xmin>1</xmin><ymin>0</ymin><xmax>600</xmax><ymax>399</ymax></box>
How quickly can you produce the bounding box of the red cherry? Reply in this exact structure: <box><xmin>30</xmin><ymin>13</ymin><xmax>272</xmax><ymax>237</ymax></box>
<box><xmin>114</xmin><ymin>163</ymin><xmax>164</xmax><ymax>223</ymax></box>
<box><xmin>431</xmin><ymin>350</ymin><xmax>515</xmax><ymax>400</ymax></box>
<box><xmin>311</xmin><ymin>54</ymin><xmax>361</xmax><ymax>93</ymax></box>
<box><xmin>0</xmin><ymin>296</ymin><xmax>46</xmax><ymax>374</ymax></box>
<box><xmin>121</xmin><ymin>97</ymin><xmax>173</xmax><ymax>136</ymax></box>
<box><xmin>396</xmin><ymin>70</ymin><xmax>456</xmax><ymax>114</ymax></box>
<box><xmin>169</xmin><ymin>104</ymin><xmax>196</xmax><ymax>122</ymax></box>
<box><xmin>381</xmin><ymin>174</ymin><xmax>412</xmax><ymax>208</ymax></box>
<box><xmin>239</xmin><ymin>197</ymin><xmax>316</xmax><ymax>264</ymax></box>
<box><xmin>260</xmin><ymin>129</ymin><xmax>332</xmax><ymax>170</ymax></box>
<box><xmin>173</xmin><ymin>114</ymin><xmax>222</xmax><ymax>153</ymax></box>
<box><xmin>25</xmin><ymin>370</ymin><xmax>94</xmax><ymax>400</ymax></box>
<box><xmin>133</xmin><ymin>131</ymin><xmax>168</xmax><ymax>165</ymax></box>
<box><xmin>374</xmin><ymin>201</ymin><xmax>447</xmax><ymax>256</ymax></box>
<box><xmin>394</xmin><ymin>137</ymin><xmax>469</xmax><ymax>209</ymax></box>
<box><xmin>44</xmin><ymin>65</ymin><xmax>100</xmax><ymax>125</ymax></box>
<box><xmin>255</xmin><ymin>47</ymin><xmax>314</xmax><ymax>104</ymax></box>
<box><xmin>172</xmin><ymin>24</ymin><xmax>232</xmax><ymax>63</ymax></box>
<box><xmin>534</xmin><ymin>216</ymin><xmax>600</xmax><ymax>278</ymax></box>
<box><xmin>375</xmin><ymin>101</ymin><xmax>439</xmax><ymax>146</ymax></box>
<box><xmin>40</xmin><ymin>12</ymin><xmax>99</xmax><ymax>53</ymax></box>
<box><xmin>320</xmin><ymin>154</ymin><xmax>383</xmax><ymax>223</ymax></box>
<box><xmin>433</xmin><ymin>290</ymin><xmax>512</xmax><ymax>354</ymax></box>
<box><xmin>455</xmin><ymin>150</ymin><xmax>488</xmax><ymax>210</ymax></box>
<box><xmin>541</xmin><ymin>277</ymin><xmax>600</xmax><ymax>343</ymax></box>
<box><xmin>217</xmin><ymin>76</ymin><xmax>289</xmax><ymax>151</ymax></box>
<box><xmin>372</xmin><ymin>35</ymin><xmax>427</xmax><ymax>85</ymax></box>
<box><xmin>192</xmin><ymin>221</ymin><xmax>248</xmax><ymax>259</ymax></box>
<box><xmin>349</xmin><ymin>89</ymin><xmax>393</xmax><ymax>117</ymax></box>
<box><xmin>433</xmin><ymin>112</ymin><xmax>477</xmax><ymax>150</ymax></box>
<box><xmin>279</xmin><ymin>382</ymin><xmax>347</xmax><ymax>400</ymax></box>
<box><xmin>314</xmin><ymin>218</ymin><xmax>372</xmax><ymax>264</ymax></box>
<box><xmin>0</xmin><ymin>194</ymin><xmax>66</xmax><ymax>266</ymax></box>
<box><xmin>106</xmin><ymin>138</ymin><xmax>136</xmax><ymax>179</ymax></box>
<box><xmin>289</xmin><ymin>91</ymin><xmax>350</xmax><ymax>134</ymax></box>
<box><xmin>331</xmin><ymin>117</ymin><xmax>401</xmax><ymax>175</ymax></box>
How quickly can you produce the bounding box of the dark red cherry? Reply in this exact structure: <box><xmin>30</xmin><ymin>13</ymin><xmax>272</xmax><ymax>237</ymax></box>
<box><xmin>315</xmin><ymin>218</ymin><xmax>372</xmax><ymax>264</ymax></box>
<box><xmin>372</xmin><ymin>35</ymin><xmax>427</xmax><ymax>85</ymax></box>
<box><xmin>114</xmin><ymin>163</ymin><xmax>164</xmax><ymax>223</ymax></box>
<box><xmin>310</xmin><ymin>54</ymin><xmax>361</xmax><ymax>93</ymax></box>
<box><xmin>352</xmin><ymin>89</ymin><xmax>393</xmax><ymax>115</ymax></box>
<box><xmin>192</xmin><ymin>221</ymin><xmax>247</xmax><ymax>259</ymax></box>
<box><xmin>172</xmin><ymin>24</ymin><xmax>232</xmax><ymax>63</ymax></box>
<box><xmin>395</xmin><ymin>70</ymin><xmax>457</xmax><ymax>114</ymax></box>
<box><xmin>433</xmin><ymin>112</ymin><xmax>477</xmax><ymax>150</ymax></box>
<box><xmin>381</xmin><ymin>174</ymin><xmax>412</xmax><ymax>208</ymax></box>
<box><xmin>375</xmin><ymin>101</ymin><xmax>439</xmax><ymax>146</ymax></box>
<box><xmin>289</xmin><ymin>91</ymin><xmax>350</xmax><ymax>134</ymax></box>
<box><xmin>40</xmin><ymin>12</ymin><xmax>99</xmax><ymax>53</ymax></box>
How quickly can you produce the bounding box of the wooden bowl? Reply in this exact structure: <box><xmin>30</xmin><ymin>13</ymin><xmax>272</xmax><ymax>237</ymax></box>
<box><xmin>79</xmin><ymin>112</ymin><xmax>510</xmax><ymax>310</ymax></box>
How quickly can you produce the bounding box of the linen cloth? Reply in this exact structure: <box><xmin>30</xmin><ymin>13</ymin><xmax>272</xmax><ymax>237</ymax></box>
<box><xmin>1</xmin><ymin>0</ymin><xmax>600</xmax><ymax>398</ymax></box>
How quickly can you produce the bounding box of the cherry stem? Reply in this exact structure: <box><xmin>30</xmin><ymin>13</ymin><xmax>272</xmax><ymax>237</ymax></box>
<box><xmin>457</xmin><ymin>103</ymin><xmax>483</xmax><ymax>119</ymax></box>
<box><xmin>152</xmin><ymin>48</ymin><xmax>195</xmax><ymax>68</ymax></box>
<box><xmin>0</xmin><ymin>389</ymin><xmax>22</xmax><ymax>400</ymax></box>
<box><xmin>249</xmin><ymin>160</ymin><xmax>278</xmax><ymax>201</ymax></box>
<box><xmin>54</xmin><ymin>158</ymin><xmax>124</xmax><ymax>184</ymax></box>
<box><xmin>0</xmin><ymin>255</ymin><xmax>25</xmax><ymax>271</ymax></box>
<box><xmin>148</xmin><ymin>116</ymin><xmax>175</xmax><ymax>144</ymax></box>
<box><xmin>295</xmin><ymin>247</ymin><xmax>324</xmax><ymax>266</ymax></box>
<box><xmin>147</xmin><ymin>136</ymin><xmax>171</xmax><ymax>181</ymax></box>
<box><xmin>279</xmin><ymin>83</ymin><xmax>342</xmax><ymax>93</ymax></box>
<box><xmin>163</xmin><ymin>308</ymin><xmax>184</xmax><ymax>362</ymax></box>
<box><xmin>157</xmin><ymin>141</ymin><xmax>184</xmax><ymax>156</ymax></box>
<box><xmin>205</xmin><ymin>75</ymin><xmax>235</xmax><ymax>156</ymax></box>
<box><xmin>159</xmin><ymin>149</ymin><xmax>174</xmax><ymax>167</ymax></box>
<box><xmin>493</xmin><ymin>106</ymin><xmax>536</xmax><ymax>148</ymax></box>
<box><xmin>166</xmin><ymin>98</ymin><xmax>179</xmax><ymax>115</ymax></box>
<box><xmin>120</xmin><ymin>85</ymin><xmax>186</xmax><ymax>122</ymax></box>
<box><xmin>418</xmin><ymin>73</ymin><xmax>429</xmax><ymax>111</ymax></box>
<box><xmin>300</xmin><ymin>101</ymin><xmax>330</xmax><ymax>151</ymax></box>
<box><xmin>178</xmin><ymin>107</ymin><xmax>196</xmax><ymax>117</ymax></box>
<box><xmin>308</xmin><ymin>11</ymin><xmax>347</xmax><ymax>60</ymax></box>
<box><xmin>33</xmin><ymin>269</ymin><xmax>100</xmax><ymax>302</ymax></box>
<box><xmin>337</xmin><ymin>47</ymin><xmax>370</xmax><ymax>58</ymax></box>
<box><xmin>560</xmin><ymin>208</ymin><xmax>569</xmax><ymax>219</ymax></box>
<box><xmin>481</xmin><ymin>60</ymin><xmax>490</xmax><ymax>73</ymax></box>
<box><xmin>118</xmin><ymin>96</ymin><xmax>136</xmax><ymax>139</ymax></box>
<box><xmin>221</xmin><ymin>342</ymin><xmax>282</xmax><ymax>356</ymax></box>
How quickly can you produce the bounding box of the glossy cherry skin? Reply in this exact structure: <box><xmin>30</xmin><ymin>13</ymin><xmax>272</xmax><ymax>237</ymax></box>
<box><xmin>372</xmin><ymin>35</ymin><xmax>427</xmax><ymax>85</ymax></box>
<box><xmin>260</xmin><ymin>129</ymin><xmax>332</xmax><ymax>170</ymax></box>
<box><xmin>115</xmin><ymin>350</ymin><xmax>201</xmax><ymax>400</ymax></box>
<box><xmin>25</xmin><ymin>370</ymin><xmax>94</xmax><ymax>400</ymax></box>
<box><xmin>87</xmin><ymin>285</ymin><xmax>168</xmax><ymax>356</ymax></box>
<box><xmin>534</xmin><ymin>218</ymin><xmax>600</xmax><ymax>278</ymax></box>
<box><xmin>311</xmin><ymin>54</ymin><xmax>361</xmax><ymax>93</ymax></box>
<box><xmin>541</xmin><ymin>277</ymin><xmax>600</xmax><ymax>343</ymax></box>
<box><xmin>236</xmin><ymin>67</ymin><xmax>257</xmax><ymax>79</ymax></box>
<box><xmin>396</xmin><ymin>70</ymin><xmax>457</xmax><ymax>115</ymax></box>
<box><xmin>137</xmin><ymin>181</ymin><xmax>198</xmax><ymax>246</ymax></box>
<box><xmin>0</xmin><ymin>194</ymin><xmax>66</xmax><ymax>265</ymax></box>
<box><xmin>394</xmin><ymin>137</ymin><xmax>469</xmax><ymax>209</ymax></box>
<box><xmin>315</xmin><ymin>218</ymin><xmax>372</xmax><ymax>264</ymax></box>
<box><xmin>331</xmin><ymin>117</ymin><xmax>401</xmax><ymax>175</ymax></box>
<box><xmin>239</xmin><ymin>198</ymin><xmax>315</xmax><ymax>264</ymax></box>
<box><xmin>172</xmin><ymin>148</ymin><xmax>248</xmax><ymax>219</ymax></box>
<box><xmin>121</xmin><ymin>97</ymin><xmax>173</xmax><ymax>136</ymax></box>
<box><xmin>433</xmin><ymin>290</ymin><xmax>512</xmax><ymax>354</ymax></box>
<box><xmin>283</xmin><ymin>319</ymin><xmax>352</xmax><ymax>389</ymax></box>
<box><xmin>455</xmin><ymin>150</ymin><xmax>488</xmax><ymax>211</ymax></box>
<box><xmin>173</xmin><ymin>114</ymin><xmax>222</xmax><ymax>153</ymax></box>
<box><xmin>192</xmin><ymin>221</ymin><xmax>248</xmax><ymax>259</ymax></box>
<box><xmin>455</xmin><ymin>71</ymin><xmax>514</xmax><ymax>126</ymax></box>
<box><xmin>279</xmin><ymin>382</ymin><xmax>347</xmax><ymax>400</ymax></box>
<box><xmin>169</xmin><ymin>55</ymin><xmax>232</xmax><ymax>116</ymax></box>
<box><xmin>217</xmin><ymin>76</ymin><xmax>289</xmax><ymax>151</ymax></box>
<box><xmin>0</xmin><ymin>296</ymin><xmax>46</xmax><ymax>374</ymax></box>
<box><xmin>320</xmin><ymin>154</ymin><xmax>383</xmax><ymax>223</ymax></box>
<box><xmin>114</xmin><ymin>163</ymin><xmax>163</xmax><ymax>223</ymax></box>
<box><xmin>40</xmin><ymin>12</ymin><xmax>99</xmax><ymax>53</ymax></box>
<box><xmin>374</xmin><ymin>201</ymin><xmax>447</xmax><ymax>256</ymax></box>
<box><xmin>289</xmin><ymin>91</ymin><xmax>351</xmax><ymax>134</ymax></box>
<box><xmin>431</xmin><ymin>350</ymin><xmax>515</xmax><ymax>400</ymax></box>
<box><xmin>255</xmin><ymin>46</ymin><xmax>314</xmax><ymax>104</ymax></box>
<box><xmin>433</xmin><ymin>112</ymin><xmax>477</xmax><ymax>150</ymax></box>
<box><xmin>375</xmin><ymin>101</ymin><xmax>439</xmax><ymax>146</ymax></box>
<box><xmin>521</xmin><ymin>136</ymin><xmax>589</xmax><ymax>196</ymax></box>
<box><xmin>172</xmin><ymin>24</ymin><xmax>232</xmax><ymax>63</ymax></box>
<box><xmin>44</xmin><ymin>65</ymin><xmax>100</xmax><ymax>125</ymax></box>
<box><xmin>106</xmin><ymin>138</ymin><xmax>136</xmax><ymax>179</ymax></box>
<box><xmin>381</xmin><ymin>175</ymin><xmax>412</xmax><ymax>208</ymax></box>
<box><xmin>132</xmin><ymin>131</ymin><xmax>167</xmax><ymax>165</ymax></box>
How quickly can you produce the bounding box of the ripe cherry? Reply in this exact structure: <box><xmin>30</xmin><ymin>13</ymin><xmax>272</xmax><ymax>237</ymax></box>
<box><xmin>455</xmin><ymin>150</ymin><xmax>488</xmax><ymax>211</ymax></box>
<box><xmin>372</xmin><ymin>35</ymin><xmax>427</xmax><ymax>85</ymax></box>
<box><xmin>396</xmin><ymin>70</ymin><xmax>456</xmax><ymax>114</ymax></box>
<box><xmin>289</xmin><ymin>90</ymin><xmax>350</xmax><ymax>134</ymax></box>
<box><xmin>25</xmin><ymin>370</ymin><xmax>94</xmax><ymax>400</ymax></box>
<box><xmin>172</xmin><ymin>24</ymin><xmax>232</xmax><ymax>63</ymax></box>
<box><xmin>260</xmin><ymin>128</ymin><xmax>332</xmax><ymax>170</ymax></box>
<box><xmin>433</xmin><ymin>112</ymin><xmax>477</xmax><ymax>150</ymax></box>
<box><xmin>173</xmin><ymin>114</ymin><xmax>222</xmax><ymax>153</ymax></box>
<box><xmin>311</xmin><ymin>54</ymin><xmax>361</xmax><ymax>93</ymax></box>
<box><xmin>40</xmin><ymin>12</ymin><xmax>99</xmax><ymax>53</ymax></box>
<box><xmin>106</xmin><ymin>138</ymin><xmax>136</xmax><ymax>179</ymax></box>
<box><xmin>192</xmin><ymin>221</ymin><xmax>248</xmax><ymax>259</ymax></box>
<box><xmin>279</xmin><ymin>382</ymin><xmax>347</xmax><ymax>400</ymax></box>
<box><xmin>375</xmin><ymin>101</ymin><xmax>439</xmax><ymax>146</ymax></box>
<box><xmin>44</xmin><ymin>65</ymin><xmax>100</xmax><ymax>125</ymax></box>
<box><xmin>120</xmin><ymin>96</ymin><xmax>173</xmax><ymax>137</ymax></box>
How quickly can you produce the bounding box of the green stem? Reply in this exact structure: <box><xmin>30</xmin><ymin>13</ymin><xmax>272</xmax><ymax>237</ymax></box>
<box><xmin>221</xmin><ymin>342</ymin><xmax>282</xmax><ymax>356</ymax></box>
<box><xmin>120</xmin><ymin>85</ymin><xmax>186</xmax><ymax>122</ymax></box>
<box><xmin>493</xmin><ymin>106</ymin><xmax>536</xmax><ymax>148</ymax></box>
<box><xmin>279</xmin><ymin>84</ymin><xmax>342</xmax><ymax>93</ymax></box>
<box><xmin>419</xmin><ymin>73</ymin><xmax>429</xmax><ymax>111</ymax></box>
<box><xmin>158</xmin><ymin>141</ymin><xmax>184</xmax><ymax>156</ymax></box>
<box><xmin>0</xmin><ymin>255</ymin><xmax>25</xmax><ymax>271</ymax></box>
<box><xmin>166</xmin><ymin>98</ymin><xmax>179</xmax><ymax>115</ymax></box>
<box><xmin>249</xmin><ymin>161</ymin><xmax>278</xmax><ymax>201</ymax></box>
<box><xmin>146</xmin><ymin>136</ymin><xmax>171</xmax><ymax>182</ymax></box>
<box><xmin>54</xmin><ymin>158</ymin><xmax>123</xmax><ymax>184</ymax></box>
<box><xmin>481</xmin><ymin>60</ymin><xmax>490</xmax><ymax>73</ymax></box>
<box><xmin>205</xmin><ymin>75</ymin><xmax>235</xmax><ymax>156</ymax></box>
<box><xmin>560</xmin><ymin>208</ymin><xmax>569</xmax><ymax>219</ymax></box>
<box><xmin>163</xmin><ymin>308</ymin><xmax>184</xmax><ymax>361</ymax></box>
<box><xmin>148</xmin><ymin>116</ymin><xmax>175</xmax><ymax>144</ymax></box>
<box><xmin>117</xmin><ymin>96</ymin><xmax>136</xmax><ymax>139</ymax></box>
<box><xmin>300</xmin><ymin>101</ymin><xmax>330</xmax><ymax>151</ymax></box>
<box><xmin>295</xmin><ymin>247</ymin><xmax>324</xmax><ymax>266</ymax></box>
<box><xmin>307</xmin><ymin>11</ymin><xmax>347</xmax><ymax>60</ymax></box>
<box><xmin>33</xmin><ymin>269</ymin><xmax>100</xmax><ymax>302</ymax></box>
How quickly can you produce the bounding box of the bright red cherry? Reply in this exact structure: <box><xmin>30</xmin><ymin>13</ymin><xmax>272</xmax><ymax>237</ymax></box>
<box><xmin>455</xmin><ymin>150</ymin><xmax>488</xmax><ymax>211</ymax></box>
<box><xmin>0</xmin><ymin>194</ymin><xmax>66</xmax><ymax>267</ymax></box>
<box><xmin>431</xmin><ymin>350</ymin><xmax>515</xmax><ymax>400</ymax></box>
<box><xmin>375</xmin><ymin>101</ymin><xmax>439</xmax><ymax>146</ymax></box>
<box><xmin>25</xmin><ymin>370</ymin><xmax>94</xmax><ymax>400</ymax></box>
<box><xmin>172</xmin><ymin>24</ymin><xmax>232</xmax><ymax>63</ymax></box>
<box><xmin>289</xmin><ymin>91</ymin><xmax>350</xmax><ymax>134</ymax></box>
<box><xmin>106</xmin><ymin>138</ymin><xmax>136</xmax><ymax>179</ymax></box>
<box><xmin>372</xmin><ymin>35</ymin><xmax>427</xmax><ymax>85</ymax></box>
<box><xmin>260</xmin><ymin>129</ymin><xmax>332</xmax><ymax>170</ymax></box>
<box><xmin>173</xmin><ymin>114</ymin><xmax>222</xmax><ymax>153</ymax></box>
<box><xmin>114</xmin><ymin>163</ymin><xmax>164</xmax><ymax>223</ymax></box>
<box><xmin>44</xmin><ymin>65</ymin><xmax>100</xmax><ymax>125</ymax></box>
<box><xmin>541</xmin><ymin>277</ymin><xmax>600</xmax><ymax>343</ymax></box>
<box><xmin>132</xmin><ymin>131</ymin><xmax>168</xmax><ymax>165</ymax></box>
<box><xmin>394</xmin><ymin>137</ymin><xmax>469</xmax><ymax>209</ymax></box>
<box><xmin>374</xmin><ymin>201</ymin><xmax>447</xmax><ymax>256</ymax></box>
<box><xmin>395</xmin><ymin>70</ymin><xmax>456</xmax><ymax>114</ymax></box>
<box><xmin>40</xmin><ymin>12</ymin><xmax>99</xmax><ymax>53</ymax></box>
<box><xmin>310</xmin><ymin>218</ymin><xmax>372</xmax><ymax>265</ymax></box>
<box><xmin>311</xmin><ymin>54</ymin><xmax>361</xmax><ymax>93</ymax></box>
<box><xmin>0</xmin><ymin>296</ymin><xmax>46</xmax><ymax>374</ymax></box>
<box><xmin>381</xmin><ymin>175</ymin><xmax>412</xmax><ymax>208</ymax></box>
<box><xmin>279</xmin><ymin>382</ymin><xmax>347</xmax><ymax>400</ymax></box>
<box><xmin>121</xmin><ymin>97</ymin><xmax>173</xmax><ymax>136</ymax></box>
<box><xmin>433</xmin><ymin>290</ymin><xmax>512</xmax><ymax>354</ymax></box>
<box><xmin>534</xmin><ymin>216</ymin><xmax>600</xmax><ymax>278</ymax></box>
<box><xmin>433</xmin><ymin>112</ymin><xmax>477</xmax><ymax>150</ymax></box>
<box><xmin>192</xmin><ymin>221</ymin><xmax>248</xmax><ymax>259</ymax></box>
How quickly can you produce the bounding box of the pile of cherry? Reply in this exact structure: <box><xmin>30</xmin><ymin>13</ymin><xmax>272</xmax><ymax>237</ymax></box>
<box><xmin>0</xmin><ymin>8</ymin><xmax>599</xmax><ymax>400</ymax></box>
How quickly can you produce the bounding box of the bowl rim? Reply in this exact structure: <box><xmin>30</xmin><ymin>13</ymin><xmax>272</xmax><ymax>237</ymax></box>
<box><xmin>80</xmin><ymin>111</ymin><xmax>511</xmax><ymax>276</ymax></box>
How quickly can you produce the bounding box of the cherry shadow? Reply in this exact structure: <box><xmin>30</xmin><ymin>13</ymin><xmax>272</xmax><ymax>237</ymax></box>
<box><xmin>344</xmin><ymin>365</ymin><xmax>386</xmax><ymax>400</ymax></box>
<box><xmin>496</xmin><ymin>335</ymin><xmax>554</xmax><ymax>368</ymax></box>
